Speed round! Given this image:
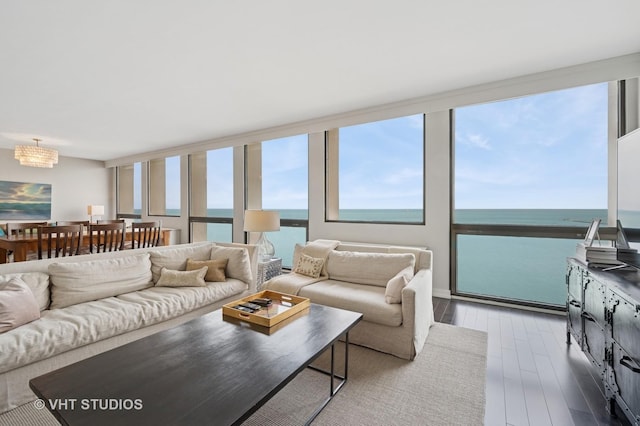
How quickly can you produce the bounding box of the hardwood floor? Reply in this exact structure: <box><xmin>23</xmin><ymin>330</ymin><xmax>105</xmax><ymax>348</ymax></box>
<box><xmin>433</xmin><ymin>297</ymin><xmax>631</xmax><ymax>426</ymax></box>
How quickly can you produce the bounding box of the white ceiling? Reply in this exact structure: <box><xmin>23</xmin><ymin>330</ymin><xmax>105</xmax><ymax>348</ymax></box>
<box><xmin>1</xmin><ymin>1</ymin><xmax>640</xmax><ymax>162</ymax></box>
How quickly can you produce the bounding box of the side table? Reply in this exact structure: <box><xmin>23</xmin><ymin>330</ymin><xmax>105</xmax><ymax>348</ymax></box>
<box><xmin>256</xmin><ymin>257</ymin><xmax>282</xmax><ymax>291</ymax></box>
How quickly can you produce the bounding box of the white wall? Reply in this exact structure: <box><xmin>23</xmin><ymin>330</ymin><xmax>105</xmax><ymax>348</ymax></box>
<box><xmin>0</xmin><ymin>148</ymin><xmax>112</xmax><ymax>223</ymax></box>
<box><xmin>307</xmin><ymin>112</ymin><xmax>452</xmax><ymax>298</ymax></box>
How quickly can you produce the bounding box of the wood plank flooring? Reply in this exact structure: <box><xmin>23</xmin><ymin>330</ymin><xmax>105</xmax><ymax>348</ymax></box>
<box><xmin>433</xmin><ymin>297</ymin><xmax>631</xmax><ymax>426</ymax></box>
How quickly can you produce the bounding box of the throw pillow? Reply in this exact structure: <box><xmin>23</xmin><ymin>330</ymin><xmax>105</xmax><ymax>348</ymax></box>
<box><xmin>0</xmin><ymin>272</ymin><xmax>50</xmax><ymax>311</ymax></box>
<box><xmin>385</xmin><ymin>265</ymin><xmax>415</xmax><ymax>304</ymax></box>
<box><xmin>0</xmin><ymin>277</ymin><xmax>41</xmax><ymax>333</ymax></box>
<box><xmin>155</xmin><ymin>266</ymin><xmax>208</xmax><ymax>288</ymax></box>
<box><xmin>293</xmin><ymin>253</ymin><xmax>324</xmax><ymax>278</ymax></box>
<box><xmin>186</xmin><ymin>258</ymin><xmax>228</xmax><ymax>282</ymax></box>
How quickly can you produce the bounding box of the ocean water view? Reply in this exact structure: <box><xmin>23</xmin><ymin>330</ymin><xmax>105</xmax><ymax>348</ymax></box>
<box><xmin>185</xmin><ymin>208</ymin><xmax>614</xmax><ymax>307</ymax></box>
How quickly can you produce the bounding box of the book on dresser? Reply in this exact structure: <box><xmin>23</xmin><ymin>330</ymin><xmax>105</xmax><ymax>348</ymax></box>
<box><xmin>575</xmin><ymin>242</ymin><xmax>637</xmax><ymax>267</ymax></box>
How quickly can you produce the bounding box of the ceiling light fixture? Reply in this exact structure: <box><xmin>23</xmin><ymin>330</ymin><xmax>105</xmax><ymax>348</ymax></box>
<box><xmin>14</xmin><ymin>138</ymin><xmax>59</xmax><ymax>168</ymax></box>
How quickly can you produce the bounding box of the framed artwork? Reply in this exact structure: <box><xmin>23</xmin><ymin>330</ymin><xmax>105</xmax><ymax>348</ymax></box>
<box><xmin>0</xmin><ymin>180</ymin><xmax>52</xmax><ymax>220</ymax></box>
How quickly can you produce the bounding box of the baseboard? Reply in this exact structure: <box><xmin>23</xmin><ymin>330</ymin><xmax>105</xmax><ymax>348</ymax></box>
<box><xmin>451</xmin><ymin>294</ymin><xmax>565</xmax><ymax>316</ymax></box>
<box><xmin>433</xmin><ymin>288</ymin><xmax>451</xmax><ymax>299</ymax></box>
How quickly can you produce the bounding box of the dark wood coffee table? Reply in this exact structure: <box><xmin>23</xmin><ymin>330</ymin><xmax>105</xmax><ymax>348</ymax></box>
<box><xmin>29</xmin><ymin>303</ymin><xmax>362</xmax><ymax>425</ymax></box>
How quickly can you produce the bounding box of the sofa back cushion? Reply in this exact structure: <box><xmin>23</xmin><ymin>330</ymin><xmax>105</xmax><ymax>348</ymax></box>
<box><xmin>326</xmin><ymin>250</ymin><xmax>415</xmax><ymax>287</ymax></box>
<box><xmin>49</xmin><ymin>253</ymin><xmax>153</xmax><ymax>309</ymax></box>
<box><xmin>149</xmin><ymin>244</ymin><xmax>213</xmax><ymax>283</ymax></box>
<box><xmin>0</xmin><ymin>272</ymin><xmax>50</xmax><ymax>311</ymax></box>
<box><xmin>336</xmin><ymin>243</ymin><xmax>431</xmax><ymax>273</ymax></box>
<box><xmin>210</xmin><ymin>246</ymin><xmax>252</xmax><ymax>284</ymax></box>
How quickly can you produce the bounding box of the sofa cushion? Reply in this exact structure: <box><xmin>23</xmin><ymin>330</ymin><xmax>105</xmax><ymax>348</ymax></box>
<box><xmin>49</xmin><ymin>253</ymin><xmax>153</xmax><ymax>309</ymax></box>
<box><xmin>0</xmin><ymin>277</ymin><xmax>40</xmax><ymax>333</ymax></box>
<box><xmin>210</xmin><ymin>246</ymin><xmax>252</xmax><ymax>284</ymax></box>
<box><xmin>299</xmin><ymin>280</ymin><xmax>402</xmax><ymax>327</ymax></box>
<box><xmin>0</xmin><ymin>278</ymin><xmax>248</xmax><ymax>375</ymax></box>
<box><xmin>293</xmin><ymin>253</ymin><xmax>324</xmax><ymax>278</ymax></box>
<box><xmin>385</xmin><ymin>265</ymin><xmax>414</xmax><ymax>304</ymax></box>
<box><xmin>326</xmin><ymin>251</ymin><xmax>415</xmax><ymax>287</ymax></box>
<box><xmin>0</xmin><ymin>272</ymin><xmax>49</xmax><ymax>311</ymax></box>
<box><xmin>186</xmin><ymin>258</ymin><xmax>228</xmax><ymax>282</ymax></box>
<box><xmin>149</xmin><ymin>243</ymin><xmax>213</xmax><ymax>283</ymax></box>
<box><xmin>155</xmin><ymin>266</ymin><xmax>208</xmax><ymax>287</ymax></box>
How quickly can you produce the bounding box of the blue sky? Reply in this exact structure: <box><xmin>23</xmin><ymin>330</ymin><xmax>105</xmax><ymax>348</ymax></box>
<box><xmin>455</xmin><ymin>82</ymin><xmax>608</xmax><ymax>209</ymax></box>
<box><xmin>337</xmin><ymin>115</ymin><xmax>423</xmax><ymax>209</ymax></box>
<box><xmin>147</xmin><ymin>82</ymin><xmax>608</xmax><ymax>211</ymax></box>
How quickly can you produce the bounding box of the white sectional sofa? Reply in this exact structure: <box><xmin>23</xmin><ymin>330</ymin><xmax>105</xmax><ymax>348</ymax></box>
<box><xmin>265</xmin><ymin>240</ymin><xmax>434</xmax><ymax>360</ymax></box>
<box><xmin>0</xmin><ymin>241</ymin><xmax>257</xmax><ymax>414</ymax></box>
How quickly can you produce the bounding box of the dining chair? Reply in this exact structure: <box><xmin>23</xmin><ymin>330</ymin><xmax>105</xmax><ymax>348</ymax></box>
<box><xmin>37</xmin><ymin>224</ymin><xmax>83</xmax><ymax>259</ymax></box>
<box><xmin>55</xmin><ymin>221</ymin><xmax>91</xmax><ymax>254</ymax></box>
<box><xmin>96</xmin><ymin>219</ymin><xmax>126</xmax><ymax>224</ymax></box>
<box><xmin>7</xmin><ymin>222</ymin><xmax>48</xmax><ymax>237</ymax></box>
<box><xmin>57</xmin><ymin>220</ymin><xmax>90</xmax><ymax>227</ymax></box>
<box><xmin>89</xmin><ymin>222</ymin><xmax>125</xmax><ymax>253</ymax></box>
<box><xmin>130</xmin><ymin>221</ymin><xmax>162</xmax><ymax>249</ymax></box>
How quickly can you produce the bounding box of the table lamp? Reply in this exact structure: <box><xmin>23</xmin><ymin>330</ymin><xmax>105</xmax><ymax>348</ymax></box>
<box><xmin>244</xmin><ymin>210</ymin><xmax>280</xmax><ymax>262</ymax></box>
<box><xmin>87</xmin><ymin>205</ymin><xmax>105</xmax><ymax>223</ymax></box>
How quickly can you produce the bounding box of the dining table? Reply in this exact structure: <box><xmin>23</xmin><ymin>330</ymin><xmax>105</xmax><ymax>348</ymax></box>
<box><xmin>0</xmin><ymin>228</ymin><xmax>173</xmax><ymax>263</ymax></box>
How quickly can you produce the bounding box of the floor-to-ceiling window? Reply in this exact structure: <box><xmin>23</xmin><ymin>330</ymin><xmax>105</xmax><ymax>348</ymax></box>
<box><xmin>453</xmin><ymin>82</ymin><xmax>609</xmax><ymax>307</ymax></box>
<box><xmin>116</xmin><ymin>162</ymin><xmax>142</xmax><ymax>220</ymax></box>
<box><xmin>261</xmin><ymin>134</ymin><xmax>309</xmax><ymax>268</ymax></box>
<box><xmin>149</xmin><ymin>156</ymin><xmax>181</xmax><ymax>216</ymax></box>
<box><xmin>189</xmin><ymin>148</ymin><xmax>234</xmax><ymax>242</ymax></box>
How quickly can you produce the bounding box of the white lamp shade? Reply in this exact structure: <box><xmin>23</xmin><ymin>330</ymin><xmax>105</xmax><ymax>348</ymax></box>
<box><xmin>87</xmin><ymin>205</ymin><xmax>105</xmax><ymax>216</ymax></box>
<box><xmin>243</xmin><ymin>210</ymin><xmax>280</xmax><ymax>232</ymax></box>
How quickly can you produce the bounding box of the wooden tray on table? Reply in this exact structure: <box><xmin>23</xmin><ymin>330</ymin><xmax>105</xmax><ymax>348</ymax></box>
<box><xmin>222</xmin><ymin>290</ymin><xmax>310</xmax><ymax>327</ymax></box>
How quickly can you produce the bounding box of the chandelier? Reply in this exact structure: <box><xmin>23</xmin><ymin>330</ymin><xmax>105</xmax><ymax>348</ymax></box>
<box><xmin>14</xmin><ymin>138</ymin><xmax>59</xmax><ymax>168</ymax></box>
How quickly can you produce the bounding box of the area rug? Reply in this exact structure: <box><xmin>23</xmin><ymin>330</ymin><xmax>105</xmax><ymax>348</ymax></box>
<box><xmin>0</xmin><ymin>323</ymin><xmax>487</xmax><ymax>426</ymax></box>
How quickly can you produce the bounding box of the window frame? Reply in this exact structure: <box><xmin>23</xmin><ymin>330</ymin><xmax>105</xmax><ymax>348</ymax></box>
<box><xmin>324</xmin><ymin>114</ymin><xmax>426</xmax><ymax>225</ymax></box>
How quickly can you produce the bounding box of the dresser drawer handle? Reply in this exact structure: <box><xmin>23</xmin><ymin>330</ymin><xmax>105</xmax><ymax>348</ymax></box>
<box><xmin>620</xmin><ymin>355</ymin><xmax>640</xmax><ymax>373</ymax></box>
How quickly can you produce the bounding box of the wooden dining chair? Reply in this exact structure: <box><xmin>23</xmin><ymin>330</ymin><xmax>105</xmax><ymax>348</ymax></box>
<box><xmin>89</xmin><ymin>222</ymin><xmax>125</xmax><ymax>253</ymax></box>
<box><xmin>130</xmin><ymin>221</ymin><xmax>162</xmax><ymax>249</ymax></box>
<box><xmin>57</xmin><ymin>220</ymin><xmax>90</xmax><ymax>227</ymax></box>
<box><xmin>37</xmin><ymin>224</ymin><xmax>83</xmax><ymax>259</ymax></box>
<box><xmin>7</xmin><ymin>222</ymin><xmax>48</xmax><ymax>237</ymax></box>
<box><xmin>96</xmin><ymin>219</ymin><xmax>126</xmax><ymax>224</ymax></box>
<box><xmin>6</xmin><ymin>222</ymin><xmax>48</xmax><ymax>261</ymax></box>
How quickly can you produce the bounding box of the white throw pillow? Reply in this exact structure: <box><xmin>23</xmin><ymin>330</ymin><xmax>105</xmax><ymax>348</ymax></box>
<box><xmin>49</xmin><ymin>254</ymin><xmax>153</xmax><ymax>309</ymax></box>
<box><xmin>385</xmin><ymin>265</ymin><xmax>415</xmax><ymax>304</ymax></box>
<box><xmin>293</xmin><ymin>253</ymin><xmax>324</xmax><ymax>278</ymax></box>
<box><xmin>0</xmin><ymin>272</ymin><xmax>50</xmax><ymax>311</ymax></box>
<box><xmin>155</xmin><ymin>266</ymin><xmax>208</xmax><ymax>287</ymax></box>
<box><xmin>0</xmin><ymin>277</ymin><xmax>41</xmax><ymax>333</ymax></box>
<box><xmin>210</xmin><ymin>246</ymin><xmax>252</xmax><ymax>284</ymax></box>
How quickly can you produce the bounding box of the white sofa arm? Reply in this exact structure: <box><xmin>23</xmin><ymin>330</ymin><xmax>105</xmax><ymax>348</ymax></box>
<box><xmin>401</xmin><ymin>268</ymin><xmax>434</xmax><ymax>356</ymax></box>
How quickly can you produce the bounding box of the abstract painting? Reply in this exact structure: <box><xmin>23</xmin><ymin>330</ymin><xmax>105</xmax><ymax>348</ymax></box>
<box><xmin>0</xmin><ymin>180</ymin><xmax>52</xmax><ymax>220</ymax></box>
